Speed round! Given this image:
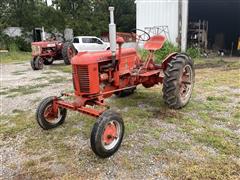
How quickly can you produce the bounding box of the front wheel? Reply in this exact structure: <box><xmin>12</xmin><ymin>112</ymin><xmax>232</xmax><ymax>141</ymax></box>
<box><xmin>31</xmin><ymin>56</ymin><xmax>44</xmax><ymax>70</ymax></box>
<box><xmin>90</xmin><ymin>110</ymin><xmax>124</xmax><ymax>158</ymax></box>
<box><xmin>162</xmin><ymin>54</ymin><xmax>195</xmax><ymax>109</ymax></box>
<box><xmin>36</xmin><ymin>96</ymin><xmax>67</xmax><ymax>130</ymax></box>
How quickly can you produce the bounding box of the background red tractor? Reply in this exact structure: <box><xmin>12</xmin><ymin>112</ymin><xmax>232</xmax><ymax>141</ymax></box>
<box><xmin>35</xmin><ymin>7</ymin><xmax>195</xmax><ymax>158</ymax></box>
<box><xmin>31</xmin><ymin>29</ymin><xmax>76</xmax><ymax>70</ymax></box>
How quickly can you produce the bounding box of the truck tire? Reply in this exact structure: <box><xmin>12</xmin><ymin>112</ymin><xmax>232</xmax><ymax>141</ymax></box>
<box><xmin>162</xmin><ymin>54</ymin><xmax>195</xmax><ymax>109</ymax></box>
<box><xmin>90</xmin><ymin>110</ymin><xmax>124</xmax><ymax>158</ymax></box>
<box><xmin>36</xmin><ymin>96</ymin><xmax>67</xmax><ymax>130</ymax></box>
<box><xmin>62</xmin><ymin>42</ymin><xmax>77</xmax><ymax>65</ymax></box>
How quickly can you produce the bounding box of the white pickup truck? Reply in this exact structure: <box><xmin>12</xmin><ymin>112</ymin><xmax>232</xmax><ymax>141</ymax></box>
<box><xmin>72</xmin><ymin>36</ymin><xmax>110</xmax><ymax>52</ymax></box>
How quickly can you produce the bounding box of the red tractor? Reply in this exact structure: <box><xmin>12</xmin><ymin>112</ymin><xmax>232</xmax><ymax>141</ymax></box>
<box><xmin>31</xmin><ymin>33</ymin><xmax>76</xmax><ymax>70</ymax></box>
<box><xmin>35</xmin><ymin>7</ymin><xmax>194</xmax><ymax>158</ymax></box>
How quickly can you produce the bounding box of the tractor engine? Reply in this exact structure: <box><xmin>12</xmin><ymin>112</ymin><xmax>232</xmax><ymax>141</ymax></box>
<box><xmin>71</xmin><ymin>53</ymin><xmax>100</xmax><ymax>96</ymax></box>
<box><xmin>71</xmin><ymin>49</ymin><xmax>139</xmax><ymax>97</ymax></box>
<box><xmin>71</xmin><ymin>6</ymin><xmax>139</xmax><ymax>98</ymax></box>
<box><xmin>35</xmin><ymin>6</ymin><xmax>195</xmax><ymax>159</ymax></box>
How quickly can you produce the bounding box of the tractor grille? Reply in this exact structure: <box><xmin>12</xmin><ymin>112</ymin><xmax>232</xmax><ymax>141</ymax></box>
<box><xmin>77</xmin><ymin>65</ymin><xmax>90</xmax><ymax>93</ymax></box>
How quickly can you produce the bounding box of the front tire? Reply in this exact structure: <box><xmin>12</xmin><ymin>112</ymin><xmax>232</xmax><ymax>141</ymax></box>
<box><xmin>162</xmin><ymin>54</ymin><xmax>195</xmax><ymax>109</ymax></box>
<box><xmin>90</xmin><ymin>110</ymin><xmax>124</xmax><ymax>158</ymax></box>
<box><xmin>31</xmin><ymin>56</ymin><xmax>44</xmax><ymax>70</ymax></box>
<box><xmin>36</xmin><ymin>96</ymin><xmax>67</xmax><ymax>130</ymax></box>
<box><xmin>30</xmin><ymin>59</ymin><xmax>37</xmax><ymax>70</ymax></box>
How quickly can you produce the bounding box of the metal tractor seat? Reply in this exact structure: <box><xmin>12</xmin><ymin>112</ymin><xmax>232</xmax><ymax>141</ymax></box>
<box><xmin>144</xmin><ymin>35</ymin><xmax>166</xmax><ymax>51</ymax></box>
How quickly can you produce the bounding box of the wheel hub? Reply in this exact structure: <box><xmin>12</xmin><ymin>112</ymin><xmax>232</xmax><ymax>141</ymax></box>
<box><xmin>67</xmin><ymin>48</ymin><xmax>73</xmax><ymax>59</ymax></box>
<box><xmin>102</xmin><ymin>122</ymin><xmax>117</xmax><ymax>145</ymax></box>
<box><xmin>180</xmin><ymin>65</ymin><xmax>193</xmax><ymax>100</ymax></box>
<box><xmin>43</xmin><ymin>105</ymin><xmax>60</xmax><ymax>123</ymax></box>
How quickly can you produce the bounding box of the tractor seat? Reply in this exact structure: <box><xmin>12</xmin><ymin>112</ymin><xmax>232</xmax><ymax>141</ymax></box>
<box><xmin>144</xmin><ymin>35</ymin><xmax>166</xmax><ymax>51</ymax></box>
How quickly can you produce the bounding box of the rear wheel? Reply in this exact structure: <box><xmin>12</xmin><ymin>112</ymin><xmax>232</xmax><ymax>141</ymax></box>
<box><xmin>43</xmin><ymin>57</ymin><xmax>54</xmax><ymax>65</ymax></box>
<box><xmin>162</xmin><ymin>54</ymin><xmax>194</xmax><ymax>109</ymax></box>
<box><xmin>36</xmin><ymin>96</ymin><xmax>67</xmax><ymax>130</ymax></box>
<box><xmin>90</xmin><ymin>110</ymin><xmax>124</xmax><ymax>158</ymax></box>
<box><xmin>62</xmin><ymin>42</ymin><xmax>77</xmax><ymax>65</ymax></box>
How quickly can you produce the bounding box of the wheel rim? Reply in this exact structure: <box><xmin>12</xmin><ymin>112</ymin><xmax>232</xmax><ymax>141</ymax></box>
<box><xmin>36</xmin><ymin>57</ymin><xmax>43</xmax><ymax>68</ymax></box>
<box><xmin>101</xmin><ymin>120</ymin><xmax>121</xmax><ymax>150</ymax></box>
<box><xmin>179</xmin><ymin>64</ymin><xmax>193</xmax><ymax>102</ymax></box>
<box><xmin>43</xmin><ymin>104</ymin><xmax>62</xmax><ymax>124</ymax></box>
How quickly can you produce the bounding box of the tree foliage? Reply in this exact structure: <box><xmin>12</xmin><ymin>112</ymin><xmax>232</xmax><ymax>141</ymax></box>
<box><xmin>0</xmin><ymin>0</ymin><xmax>136</xmax><ymax>36</ymax></box>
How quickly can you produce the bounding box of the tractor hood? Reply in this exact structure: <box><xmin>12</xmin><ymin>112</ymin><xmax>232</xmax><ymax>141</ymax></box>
<box><xmin>31</xmin><ymin>41</ymin><xmax>61</xmax><ymax>47</ymax></box>
<box><xmin>71</xmin><ymin>48</ymin><xmax>137</xmax><ymax>65</ymax></box>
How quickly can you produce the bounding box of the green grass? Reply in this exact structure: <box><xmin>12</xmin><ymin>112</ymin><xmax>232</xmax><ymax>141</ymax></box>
<box><xmin>1</xmin><ymin>58</ymin><xmax>240</xmax><ymax>179</ymax></box>
<box><xmin>164</xmin><ymin>155</ymin><xmax>240</xmax><ymax>179</ymax></box>
<box><xmin>0</xmin><ymin>51</ymin><xmax>31</xmax><ymax>64</ymax></box>
<box><xmin>48</xmin><ymin>77</ymin><xmax>68</xmax><ymax>84</ymax></box>
<box><xmin>49</xmin><ymin>64</ymin><xmax>72</xmax><ymax>73</ymax></box>
<box><xmin>1</xmin><ymin>83</ymin><xmax>49</xmax><ymax>97</ymax></box>
<box><xmin>194</xmin><ymin>57</ymin><xmax>240</xmax><ymax>69</ymax></box>
<box><xmin>0</xmin><ymin>112</ymin><xmax>35</xmax><ymax>138</ymax></box>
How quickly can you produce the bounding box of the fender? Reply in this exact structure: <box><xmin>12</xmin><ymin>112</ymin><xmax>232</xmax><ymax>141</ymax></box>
<box><xmin>161</xmin><ymin>52</ymin><xmax>192</xmax><ymax>71</ymax></box>
<box><xmin>161</xmin><ymin>52</ymin><xmax>178</xmax><ymax>70</ymax></box>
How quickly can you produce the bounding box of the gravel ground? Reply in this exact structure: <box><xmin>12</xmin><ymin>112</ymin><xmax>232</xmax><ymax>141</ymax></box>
<box><xmin>1</xmin><ymin>62</ymin><xmax>72</xmax><ymax>114</ymax></box>
<box><xmin>1</xmin><ymin>60</ymin><xmax>240</xmax><ymax>179</ymax></box>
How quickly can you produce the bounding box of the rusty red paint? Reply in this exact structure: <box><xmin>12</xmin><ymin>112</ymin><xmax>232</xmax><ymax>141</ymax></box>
<box><xmin>102</xmin><ymin>123</ymin><xmax>117</xmax><ymax>145</ymax></box>
<box><xmin>48</xmin><ymin>35</ymin><xmax>179</xmax><ymax>118</ymax></box>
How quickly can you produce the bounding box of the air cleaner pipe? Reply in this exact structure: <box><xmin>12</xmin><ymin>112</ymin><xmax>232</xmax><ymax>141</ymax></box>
<box><xmin>108</xmin><ymin>7</ymin><xmax>117</xmax><ymax>67</ymax></box>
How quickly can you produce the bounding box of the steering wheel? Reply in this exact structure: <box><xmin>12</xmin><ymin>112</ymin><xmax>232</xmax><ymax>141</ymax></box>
<box><xmin>131</xmin><ymin>28</ymin><xmax>150</xmax><ymax>41</ymax></box>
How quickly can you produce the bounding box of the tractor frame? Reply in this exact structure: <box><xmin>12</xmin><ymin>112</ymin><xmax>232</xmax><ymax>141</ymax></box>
<box><xmin>35</xmin><ymin>7</ymin><xmax>195</xmax><ymax>158</ymax></box>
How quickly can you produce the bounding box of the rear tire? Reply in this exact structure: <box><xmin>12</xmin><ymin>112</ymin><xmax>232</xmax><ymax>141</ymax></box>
<box><xmin>36</xmin><ymin>96</ymin><xmax>67</xmax><ymax>130</ymax></box>
<box><xmin>90</xmin><ymin>110</ymin><xmax>124</xmax><ymax>158</ymax></box>
<box><xmin>62</xmin><ymin>42</ymin><xmax>77</xmax><ymax>65</ymax></box>
<box><xmin>43</xmin><ymin>58</ymin><xmax>54</xmax><ymax>65</ymax></box>
<box><xmin>162</xmin><ymin>54</ymin><xmax>195</xmax><ymax>109</ymax></box>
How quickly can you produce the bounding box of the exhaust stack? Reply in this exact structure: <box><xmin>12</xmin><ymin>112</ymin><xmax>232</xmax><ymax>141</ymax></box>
<box><xmin>42</xmin><ymin>27</ymin><xmax>46</xmax><ymax>41</ymax></box>
<box><xmin>108</xmin><ymin>7</ymin><xmax>116</xmax><ymax>67</ymax></box>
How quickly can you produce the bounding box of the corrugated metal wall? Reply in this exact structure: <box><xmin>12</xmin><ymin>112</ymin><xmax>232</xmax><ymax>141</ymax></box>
<box><xmin>136</xmin><ymin>0</ymin><xmax>179</xmax><ymax>45</ymax></box>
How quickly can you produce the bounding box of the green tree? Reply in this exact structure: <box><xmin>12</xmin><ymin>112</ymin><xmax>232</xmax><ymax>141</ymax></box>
<box><xmin>0</xmin><ymin>0</ymin><xmax>136</xmax><ymax>37</ymax></box>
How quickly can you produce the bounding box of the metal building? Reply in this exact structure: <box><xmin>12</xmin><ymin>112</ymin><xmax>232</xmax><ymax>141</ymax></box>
<box><xmin>136</xmin><ymin>0</ymin><xmax>188</xmax><ymax>52</ymax></box>
<box><xmin>136</xmin><ymin>0</ymin><xmax>240</xmax><ymax>54</ymax></box>
<box><xmin>136</xmin><ymin>0</ymin><xmax>179</xmax><ymax>44</ymax></box>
